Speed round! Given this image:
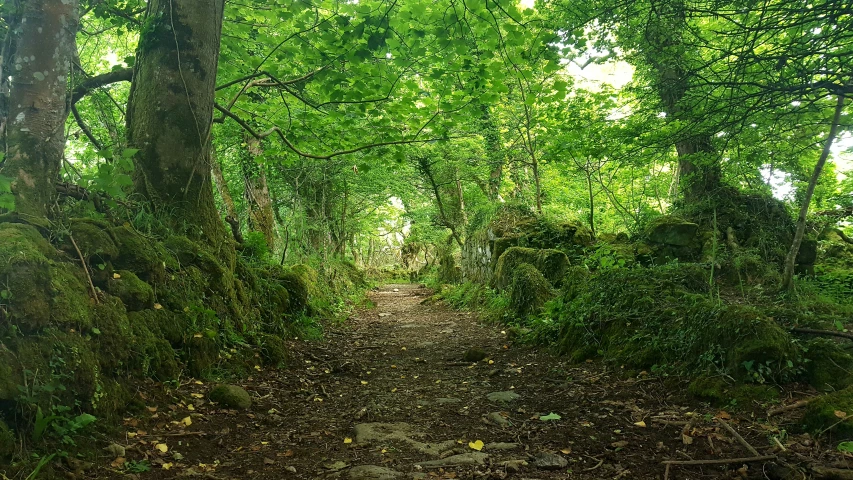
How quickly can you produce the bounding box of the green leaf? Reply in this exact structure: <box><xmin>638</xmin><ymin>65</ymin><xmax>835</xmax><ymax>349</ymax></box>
<box><xmin>91</xmin><ymin>328</ymin><xmax>101</xmax><ymax>335</ymax></box>
<box><xmin>839</xmin><ymin>442</ymin><xmax>853</xmax><ymax>453</ymax></box>
<box><xmin>121</xmin><ymin>148</ymin><xmax>140</xmax><ymax>159</ymax></box>
<box><xmin>539</xmin><ymin>412</ymin><xmax>561</xmax><ymax>421</ymax></box>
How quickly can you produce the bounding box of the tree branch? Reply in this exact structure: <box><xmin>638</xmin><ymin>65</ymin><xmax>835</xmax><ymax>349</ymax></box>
<box><xmin>70</xmin><ymin>68</ymin><xmax>133</xmax><ymax>105</ymax></box>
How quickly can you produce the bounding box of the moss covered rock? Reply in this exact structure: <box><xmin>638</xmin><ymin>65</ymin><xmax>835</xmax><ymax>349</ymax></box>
<box><xmin>106</xmin><ymin>270</ymin><xmax>154</xmax><ymax>311</ymax></box>
<box><xmin>185</xmin><ymin>334</ymin><xmax>218</xmax><ymax>378</ymax></box>
<box><xmin>803</xmin><ymin>386</ymin><xmax>853</xmax><ymax>437</ymax></box>
<box><xmin>256</xmin><ymin>333</ymin><xmax>287</xmax><ymax>366</ymax></box>
<box><xmin>209</xmin><ymin>384</ymin><xmax>252</xmax><ymax>409</ymax></box>
<box><xmin>110</xmin><ymin>225</ymin><xmax>169</xmax><ymax>283</ymax></box>
<box><xmin>0</xmin><ymin>419</ymin><xmax>15</xmax><ymax>459</ymax></box>
<box><xmin>493</xmin><ymin>247</ymin><xmax>569</xmax><ymax>291</ymax></box>
<box><xmin>66</xmin><ymin>218</ymin><xmax>119</xmax><ymax>260</ymax></box>
<box><xmin>508</xmin><ymin>263</ymin><xmax>553</xmax><ymax>318</ymax></box>
<box><xmin>803</xmin><ymin>339</ymin><xmax>853</xmax><ymax>392</ymax></box>
<box><xmin>688</xmin><ymin>376</ymin><xmax>778</xmax><ymax>407</ymax></box>
<box><xmin>646</xmin><ymin>216</ymin><xmax>700</xmax><ymax>247</ymax></box>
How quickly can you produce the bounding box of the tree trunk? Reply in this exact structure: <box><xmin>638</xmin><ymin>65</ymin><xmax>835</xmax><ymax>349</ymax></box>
<box><xmin>126</xmin><ymin>0</ymin><xmax>225</xmax><ymax>241</ymax></box>
<box><xmin>0</xmin><ymin>0</ymin><xmax>79</xmax><ymax>223</ymax></box>
<box><xmin>241</xmin><ymin>137</ymin><xmax>276</xmax><ymax>249</ymax></box>
<box><xmin>781</xmin><ymin>93</ymin><xmax>846</xmax><ymax>291</ymax></box>
<box><xmin>211</xmin><ymin>150</ymin><xmax>239</xmax><ymax>221</ymax></box>
<box><xmin>646</xmin><ymin>0</ymin><xmax>720</xmax><ymax>204</ymax></box>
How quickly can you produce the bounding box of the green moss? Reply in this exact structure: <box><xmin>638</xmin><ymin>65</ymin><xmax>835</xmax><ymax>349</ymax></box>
<box><xmin>90</xmin><ymin>296</ymin><xmax>133</xmax><ymax>372</ymax></box>
<box><xmin>645</xmin><ymin>216</ymin><xmax>700</xmax><ymax>246</ymax></box>
<box><xmin>127</xmin><ymin>318</ymin><xmax>179</xmax><ymax>380</ymax></box>
<box><xmin>491</xmin><ymin>236</ymin><xmax>519</xmax><ymax>268</ymax></box>
<box><xmin>66</xmin><ymin>218</ymin><xmax>119</xmax><ymax>260</ymax></box>
<box><xmin>185</xmin><ymin>335</ymin><xmax>218</xmax><ymax>378</ymax></box>
<box><xmin>209</xmin><ymin>384</ymin><xmax>251</xmax><ymax>410</ymax></box>
<box><xmin>438</xmin><ymin>252</ymin><xmax>462</xmax><ymax>284</ymax></box>
<box><xmin>164</xmin><ymin>236</ymin><xmax>227</xmax><ymax>279</ymax></box>
<box><xmin>106</xmin><ymin>270</ymin><xmax>154</xmax><ymax>311</ymax></box>
<box><xmin>493</xmin><ymin>247</ymin><xmax>569</xmax><ymax>290</ymax></box>
<box><xmin>508</xmin><ymin>263</ymin><xmax>553</xmax><ymax>318</ymax></box>
<box><xmin>803</xmin><ymin>339</ymin><xmax>853</xmax><ymax>392</ymax></box>
<box><xmin>0</xmin><ymin>419</ymin><xmax>15</xmax><ymax>459</ymax></box>
<box><xmin>688</xmin><ymin>376</ymin><xmax>779</xmax><ymax>407</ymax></box>
<box><xmin>110</xmin><ymin>226</ymin><xmax>169</xmax><ymax>283</ymax></box>
<box><xmin>803</xmin><ymin>386</ymin><xmax>853</xmax><ymax>437</ymax></box>
<box><xmin>0</xmin><ymin>223</ymin><xmax>54</xmax><ymax>262</ymax></box>
<box><xmin>256</xmin><ymin>333</ymin><xmax>287</xmax><ymax>366</ymax></box>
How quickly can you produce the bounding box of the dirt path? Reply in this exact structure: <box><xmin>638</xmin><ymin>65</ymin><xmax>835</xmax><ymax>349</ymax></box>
<box><xmin>95</xmin><ymin>284</ymin><xmax>803</xmax><ymax>479</ymax></box>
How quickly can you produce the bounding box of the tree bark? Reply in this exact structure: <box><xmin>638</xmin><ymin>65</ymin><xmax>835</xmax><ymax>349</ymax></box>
<box><xmin>0</xmin><ymin>0</ymin><xmax>79</xmax><ymax>223</ymax></box>
<box><xmin>126</xmin><ymin>0</ymin><xmax>225</xmax><ymax>241</ymax></box>
<box><xmin>241</xmin><ymin>137</ymin><xmax>276</xmax><ymax>249</ymax></box>
<box><xmin>780</xmin><ymin>93</ymin><xmax>846</xmax><ymax>291</ymax></box>
<box><xmin>210</xmin><ymin>150</ymin><xmax>238</xmax><ymax>220</ymax></box>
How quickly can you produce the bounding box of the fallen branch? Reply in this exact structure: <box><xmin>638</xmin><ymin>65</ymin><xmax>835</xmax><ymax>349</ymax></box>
<box><xmin>812</xmin><ymin>466</ymin><xmax>853</xmax><ymax>480</ymax></box>
<box><xmin>69</xmin><ymin>235</ymin><xmax>99</xmax><ymax>305</ymax></box>
<box><xmin>716</xmin><ymin>418</ymin><xmax>760</xmax><ymax>456</ymax></box>
<box><xmin>768</xmin><ymin>399</ymin><xmax>813</xmax><ymax>417</ymax></box>
<box><xmin>662</xmin><ymin>455</ymin><xmax>776</xmax><ymax>466</ymax></box>
<box><xmin>791</xmin><ymin>328</ymin><xmax>853</xmax><ymax>342</ymax></box>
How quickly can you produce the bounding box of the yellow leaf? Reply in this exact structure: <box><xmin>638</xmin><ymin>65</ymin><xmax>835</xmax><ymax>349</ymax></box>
<box><xmin>634</xmin><ymin>421</ymin><xmax>647</xmax><ymax>427</ymax></box>
<box><xmin>187</xmin><ymin>404</ymin><xmax>195</xmax><ymax>411</ymax></box>
<box><xmin>182</xmin><ymin>416</ymin><xmax>192</xmax><ymax>426</ymax></box>
<box><xmin>344</xmin><ymin>438</ymin><xmax>353</xmax><ymax>444</ymax></box>
<box><xmin>156</xmin><ymin>443</ymin><xmax>168</xmax><ymax>453</ymax></box>
<box><xmin>127</xmin><ymin>432</ymin><xmax>137</xmax><ymax>438</ymax></box>
<box><xmin>361</xmin><ymin>380</ymin><xmax>369</xmax><ymax>385</ymax></box>
<box><xmin>488</xmin><ymin>360</ymin><xmax>495</xmax><ymax>365</ymax></box>
<box><xmin>401</xmin><ymin>347</ymin><xmax>407</xmax><ymax>351</ymax></box>
<box><xmin>191</xmin><ymin>393</ymin><xmax>204</xmax><ymax>399</ymax></box>
<box><xmin>468</xmin><ymin>440</ymin><xmax>484</xmax><ymax>451</ymax></box>
<box><xmin>254</xmin><ymin>365</ymin><xmax>262</xmax><ymax>371</ymax></box>
<box><xmin>162</xmin><ymin>462</ymin><xmax>173</xmax><ymax>470</ymax></box>
<box><xmin>113</xmin><ymin>273</ymin><xmax>121</xmax><ymax>279</ymax></box>
<box><xmin>154</xmin><ymin>303</ymin><xmax>163</xmax><ymax>310</ymax></box>
<box><xmin>561</xmin><ymin>447</ymin><xmax>572</xmax><ymax>454</ymax></box>
<box><xmin>836</xmin><ymin>410</ymin><xmax>848</xmax><ymax>419</ymax></box>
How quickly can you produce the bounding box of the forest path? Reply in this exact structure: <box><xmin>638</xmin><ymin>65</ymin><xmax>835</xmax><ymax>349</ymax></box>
<box><xmin>99</xmin><ymin>284</ymin><xmax>778</xmax><ymax>480</ymax></box>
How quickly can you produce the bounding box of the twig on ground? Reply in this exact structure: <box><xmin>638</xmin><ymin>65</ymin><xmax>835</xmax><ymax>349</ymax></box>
<box><xmin>716</xmin><ymin>418</ymin><xmax>760</xmax><ymax>456</ymax></box>
<box><xmin>662</xmin><ymin>455</ymin><xmax>776</xmax><ymax>466</ymax></box>
<box><xmin>792</xmin><ymin>327</ymin><xmax>853</xmax><ymax>342</ymax></box>
<box><xmin>768</xmin><ymin>399</ymin><xmax>813</xmax><ymax>417</ymax></box>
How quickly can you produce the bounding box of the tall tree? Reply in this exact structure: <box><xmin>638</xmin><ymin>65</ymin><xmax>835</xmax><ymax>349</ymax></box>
<box><xmin>126</xmin><ymin>0</ymin><xmax>226</xmax><ymax>240</ymax></box>
<box><xmin>0</xmin><ymin>0</ymin><xmax>80</xmax><ymax>223</ymax></box>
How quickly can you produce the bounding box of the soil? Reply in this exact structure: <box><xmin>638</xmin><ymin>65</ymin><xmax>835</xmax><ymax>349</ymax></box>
<box><xmin>87</xmin><ymin>284</ymin><xmax>844</xmax><ymax>479</ymax></box>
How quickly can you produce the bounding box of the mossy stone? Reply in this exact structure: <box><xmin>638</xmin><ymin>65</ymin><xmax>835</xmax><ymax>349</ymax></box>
<box><xmin>803</xmin><ymin>339</ymin><xmax>853</xmax><ymax>392</ymax></box>
<box><xmin>508</xmin><ymin>263</ymin><xmax>553</xmax><ymax>318</ymax></box>
<box><xmin>646</xmin><ymin>216</ymin><xmax>700</xmax><ymax>247</ymax></box>
<box><xmin>278</xmin><ymin>270</ymin><xmax>310</xmax><ymax>314</ymax></box>
<box><xmin>0</xmin><ymin>420</ymin><xmax>15</xmax><ymax>459</ymax></box>
<box><xmin>128</xmin><ymin>320</ymin><xmax>179</xmax><ymax>380</ymax></box>
<box><xmin>256</xmin><ymin>333</ymin><xmax>287</xmax><ymax>366</ymax></box>
<box><xmin>110</xmin><ymin>226</ymin><xmax>168</xmax><ymax>283</ymax></box>
<box><xmin>66</xmin><ymin>218</ymin><xmax>119</xmax><ymax>260</ymax></box>
<box><xmin>90</xmin><ymin>296</ymin><xmax>133</xmax><ymax>371</ymax></box>
<box><xmin>491</xmin><ymin>236</ymin><xmax>520</xmax><ymax>268</ymax></box>
<box><xmin>688</xmin><ymin>376</ymin><xmax>778</xmax><ymax>407</ymax></box>
<box><xmin>0</xmin><ymin>223</ymin><xmax>54</xmax><ymax>262</ymax></box>
<box><xmin>492</xmin><ymin>247</ymin><xmax>569</xmax><ymax>291</ymax></box>
<box><xmin>463</xmin><ymin>347</ymin><xmax>487</xmax><ymax>362</ymax></box>
<box><xmin>209</xmin><ymin>384</ymin><xmax>251</xmax><ymax>409</ymax></box>
<box><xmin>185</xmin><ymin>334</ymin><xmax>218</xmax><ymax>378</ymax></box>
<box><xmin>803</xmin><ymin>386</ymin><xmax>853</xmax><ymax>437</ymax></box>
<box><xmin>106</xmin><ymin>270</ymin><xmax>155</xmax><ymax>311</ymax></box>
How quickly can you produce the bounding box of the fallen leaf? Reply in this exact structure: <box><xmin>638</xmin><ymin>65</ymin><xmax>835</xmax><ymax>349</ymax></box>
<box><xmin>717</xmin><ymin>411</ymin><xmax>732</xmax><ymax>420</ymax></box>
<box><xmin>539</xmin><ymin>413</ymin><xmax>562</xmax><ymax>421</ymax></box>
<box><xmin>611</xmin><ymin>441</ymin><xmax>629</xmax><ymax>449</ymax></box>
<box><xmin>187</xmin><ymin>404</ymin><xmax>195</xmax><ymax>411</ymax></box>
<box><xmin>113</xmin><ymin>273</ymin><xmax>121</xmax><ymax>279</ymax></box>
<box><xmin>182</xmin><ymin>416</ymin><xmax>192</xmax><ymax>426</ymax></box>
<box><xmin>344</xmin><ymin>437</ymin><xmax>353</xmax><ymax>444</ymax></box>
<box><xmin>162</xmin><ymin>462</ymin><xmax>173</xmax><ymax>470</ymax></box>
<box><xmin>682</xmin><ymin>434</ymin><xmax>694</xmax><ymax>445</ymax></box>
<box><xmin>361</xmin><ymin>380</ymin><xmax>369</xmax><ymax>385</ymax></box>
<box><xmin>191</xmin><ymin>393</ymin><xmax>204</xmax><ymax>399</ymax></box>
<box><xmin>111</xmin><ymin>457</ymin><xmax>126</xmax><ymax>468</ymax></box>
<box><xmin>836</xmin><ymin>410</ymin><xmax>848</xmax><ymax>419</ymax></box>
<box><xmin>561</xmin><ymin>448</ymin><xmax>572</xmax><ymax>454</ymax></box>
<box><xmin>469</xmin><ymin>440</ymin><xmax>484</xmax><ymax>451</ymax></box>
<box><xmin>264</xmin><ymin>458</ymin><xmax>275</xmax><ymax>465</ymax></box>
<box><xmin>156</xmin><ymin>443</ymin><xmax>168</xmax><ymax>453</ymax></box>
<box><xmin>634</xmin><ymin>421</ymin><xmax>647</xmax><ymax>428</ymax></box>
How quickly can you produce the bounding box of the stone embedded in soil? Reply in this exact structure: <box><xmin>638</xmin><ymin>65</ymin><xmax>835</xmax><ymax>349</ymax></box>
<box><xmin>346</xmin><ymin>466</ymin><xmax>405</xmax><ymax>479</ymax></box>
<box><xmin>485</xmin><ymin>442</ymin><xmax>519</xmax><ymax>450</ymax></box>
<box><xmin>353</xmin><ymin>423</ymin><xmax>456</xmax><ymax>457</ymax></box>
<box><xmin>532</xmin><ymin>452</ymin><xmax>568</xmax><ymax>470</ymax></box>
<box><xmin>486</xmin><ymin>391</ymin><xmax>520</xmax><ymax>404</ymax></box>
<box><xmin>416</xmin><ymin>452</ymin><xmax>489</xmax><ymax>467</ymax></box>
<box><xmin>436</xmin><ymin>397</ymin><xmax>461</xmax><ymax>405</ymax></box>
<box><xmin>485</xmin><ymin>412</ymin><xmax>510</xmax><ymax>427</ymax></box>
<box><xmin>463</xmin><ymin>347</ymin><xmax>487</xmax><ymax>362</ymax></box>
<box><xmin>208</xmin><ymin>384</ymin><xmax>252</xmax><ymax>410</ymax></box>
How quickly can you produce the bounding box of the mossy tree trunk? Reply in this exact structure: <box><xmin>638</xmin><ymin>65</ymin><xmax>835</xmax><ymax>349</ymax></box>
<box><xmin>241</xmin><ymin>138</ymin><xmax>276</xmax><ymax>249</ymax></box>
<box><xmin>0</xmin><ymin>0</ymin><xmax>79</xmax><ymax>224</ymax></box>
<box><xmin>126</xmin><ymin>0</ymin><xmax>226</xmax><ymax>241</ymax></box>
<box><xmin>645</xmin><ymin>0</ymin><xmax>721</xmax><ymax>205</ymax></box>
